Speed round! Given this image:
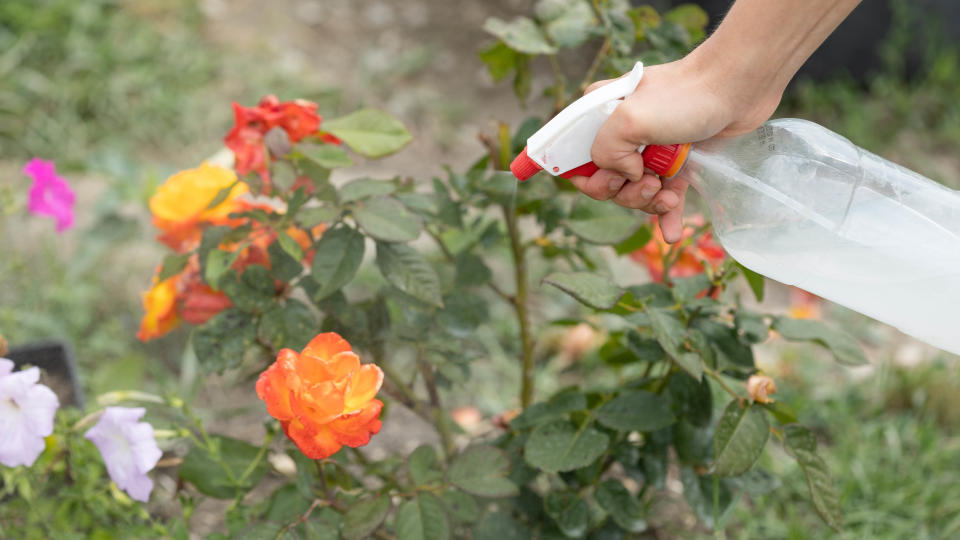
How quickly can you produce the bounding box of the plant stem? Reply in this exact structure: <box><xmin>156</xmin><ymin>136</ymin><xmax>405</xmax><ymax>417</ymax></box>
<box><xmin>703</xmin><ymin>364</ymin><xmax>742</xmax><ymax>400</ymax></box>
<box><xmin>378</xmin><ymin>361</ymin><xmax>434</xmax><ymax>425</ymax></box>
<box><xmin>417</xmin><ymin>354</ymin><xmax>455</xmax><ymax>458</ymax></box>
<box><xmin>580</xmin><ymin>39</ymin><xmax>611</xmax><ymax>93</ymax></box>
<box><xmin>425</xmin><ymin>225</ymin><xmax>512</xmax><ymax>302</ymax></box>
<box><xmin>547</xmin><ymin>54</ymin><xmax>566</xmax><ymax>114</ymax></box>
<box><xmin>502</xmin><ymin>203</ymin><xmax>536</xmax><ymax>408</ymax></box>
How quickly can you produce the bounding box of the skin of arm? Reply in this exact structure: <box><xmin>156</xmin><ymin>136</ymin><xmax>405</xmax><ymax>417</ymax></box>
<box><xmin>568</xmin><ymin>0</ymin><xmax>863</xmax><ymax>242</ymax></box>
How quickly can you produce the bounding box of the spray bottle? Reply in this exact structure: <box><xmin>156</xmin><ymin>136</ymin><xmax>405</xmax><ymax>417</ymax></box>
<box><xmin>511</xmin><ymin>62</ymin><xmax>960</xmax><ymax>356</ymax></box>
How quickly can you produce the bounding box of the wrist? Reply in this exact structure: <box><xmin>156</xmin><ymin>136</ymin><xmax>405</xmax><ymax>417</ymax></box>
<box><xmin>684</xmin><ymin>37</ymin><xmax>785</xmax><ymax>133</ymax></box>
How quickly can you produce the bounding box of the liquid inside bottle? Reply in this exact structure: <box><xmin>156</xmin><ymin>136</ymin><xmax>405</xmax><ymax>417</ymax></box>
<box><xmin>677</xmin><ymin>119</ymin><xmax>960</xmax><ymax>356</ymax></box>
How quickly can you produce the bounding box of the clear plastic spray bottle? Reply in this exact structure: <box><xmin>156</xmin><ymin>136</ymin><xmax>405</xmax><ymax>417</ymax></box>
<box><xmin>511</xmin><ymin>63</ymin><xmax>960</xmax><ymax>356</ymax></box>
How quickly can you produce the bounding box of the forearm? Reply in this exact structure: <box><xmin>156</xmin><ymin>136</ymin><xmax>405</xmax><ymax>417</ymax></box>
<box><xmin>689</xmin><ymin>0</ymin><xmax>862</xmax><ymax>116</ymax></box>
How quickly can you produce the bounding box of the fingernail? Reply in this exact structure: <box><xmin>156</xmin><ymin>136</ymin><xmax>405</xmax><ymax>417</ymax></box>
<box><xmin>609</xmin><ymin>177</ymin><xmax>626</xmax><ymax>193</ymax></box>
<box><xmin>654</xmin><ymin>202</ymin><xmax>669</xmax><ymax>214</ymax></box>
<box><xmin>640</xmin><ymin>184</ymin><xmax>658</xmax><ymax>199</ymax></box>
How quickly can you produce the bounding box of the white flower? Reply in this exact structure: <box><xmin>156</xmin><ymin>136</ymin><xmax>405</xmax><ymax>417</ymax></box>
<box><xmin>84</xmin><ymin>407</ymin><xmax>162</xmax><ymax>502</ymax></box>
<box><xmin>0</xmin><ymin>358</ymin><xmax>59</xmax><ymax>467</ymax></box>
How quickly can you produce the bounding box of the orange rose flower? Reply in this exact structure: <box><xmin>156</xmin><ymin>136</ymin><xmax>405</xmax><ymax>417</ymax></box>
<box><xmin>224</xmin><ymin>95</ymin><xmax>341</xmax><ymax>193</ymax></box>
<box><xmin>788</xmin><ymin>288</ymin><xmax>822</xmax><ymax>319</ymax></box>
<box><xmin>256</xmin><ymin>333</ymin><xmax>384</xmax><ymax>459</ymax></box>
<box><xmin>149</xmin><ymin>163</ymin><xmax>249</xmax><ymax>252</ymax></box>
<box><xmin>631</xmin><ymin>215</ymin><xmax>726</xmax><ymax>283</ymax></box>
<box><xmin>137</xmin><ymin>275</ymin><xmax>181</xmax><ymax>341</ymax></box>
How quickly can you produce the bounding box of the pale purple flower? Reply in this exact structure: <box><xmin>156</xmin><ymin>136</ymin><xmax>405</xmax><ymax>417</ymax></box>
<box><xmin>84</xmin><ymin>407</ymin><xmax>162</xmax><ymax>502</ymax></box>
<box><xmin>23</xmin><ymin>158</ymin><xmax>75</xmax><ymax>232</ymax></box>
<box><xmin>0</xmin><ymin>358</ymin><xmax>60</xmax><ymax>467</ymax></box>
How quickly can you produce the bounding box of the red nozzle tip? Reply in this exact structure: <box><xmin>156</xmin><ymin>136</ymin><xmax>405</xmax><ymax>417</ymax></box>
<box><xmin>510</xmin><ymin>147</ymin><xmax>542</xmax><ymax>181</ymax></box>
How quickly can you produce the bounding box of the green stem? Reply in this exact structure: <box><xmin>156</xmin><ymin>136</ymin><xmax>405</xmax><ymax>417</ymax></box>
<box><xmin>425</xmin><ymin>225</ymin><xmax>512</xmax><ymax>302</ymax></box>
<box><xmin>580</xmin><ymin>39</ymin><xmax>611</xmax><ymax>94</ymax></box>
<box><xmin>237</xmin><ymin>430</ymin><xmax>275</xmax><ymax>485</ymax></box>
<box><xmin>547</xmin><ymin>54</ymin><xmax>567</xmax><ymax>114</ymax></box>
<box><xmin>502</xmin><ymin>202</ymin><xmax>535</xmax><ymax>409</ymax></box>
<box><xmin>703</xmin><ymin>364</ymin><xmax>742</xmax><ymax>400</ymax></box>
<box><xmin>377</xmin><ymin>356</ymin><xmax>439</xmax><ymax>431</ymax></box>
<box><xmin>417</xmin><ymin>353</ymin><xmax>455</xmax><ymax>458</ymax></box>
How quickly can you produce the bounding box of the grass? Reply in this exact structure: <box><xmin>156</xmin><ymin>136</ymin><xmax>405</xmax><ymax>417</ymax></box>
<box><xmin>724</xmin><ymin>354</ymin><xmax>960</xmax><ymax>539</ymax></box>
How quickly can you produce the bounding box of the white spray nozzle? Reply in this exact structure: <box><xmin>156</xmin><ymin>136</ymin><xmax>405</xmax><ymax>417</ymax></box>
<box><xmin>525</xmin><ymin>61</ymin><xmax>645</xmax><ymax>176</ymax></box>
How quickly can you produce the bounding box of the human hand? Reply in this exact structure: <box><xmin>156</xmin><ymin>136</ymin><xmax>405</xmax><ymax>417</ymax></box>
<box><xmin>567</xmin><ymin>55</ymin><xmax>780</xmax><ymax>242</ymax></box>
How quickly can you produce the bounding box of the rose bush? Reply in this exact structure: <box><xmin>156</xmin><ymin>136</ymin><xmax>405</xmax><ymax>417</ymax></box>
<box><xmin>0</xmin><ymin>2</ymin><xmax>871</xmax><ymax>538</ymax></box>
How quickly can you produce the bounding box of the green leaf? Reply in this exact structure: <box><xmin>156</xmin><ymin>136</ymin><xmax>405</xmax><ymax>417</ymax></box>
<box><xmin>295</xmin><ymin>205</ymin><xmax>339</xmax><ymax>228</ymax></box>
<box><xmin>179</xmin><ymin>435</ymin><xmax>268</xmax><ymax>499</ymax></box>
<box><xmin>257</xmin><ymin>300</ymin><xmax>316</xmax><ymax>352</ymax></box>
<box><xmin>595</xmin><ymin>391</ymin><xmax>675</xmax><ymax>432</ymax></box>
<box><xmin>159</xmin><ymin>252</ymin><xmax>191</xmax><ymax>281</ymax></box>
<box><xmin>664</xmin><ymin>3</ymin><xmax>709</xmax><ymax>42</ymax></box>
<box><xmin>542</xmin><ymin>271</ymin><xmax>625</xmax><ymax>310</ymax></box>
<box><xmin>376</xmin><ymin>242</ymin><xmax>444</xmax><ymax>308</ymax></box>
<box><xmin>784</xmin><ymin>425</ymin><xmax>843</xmax><ymax>531</ymax></box>
<box><xmin>276</xmin><ymin>230</ymin><xmax>304</xmax><ymax>261</ymax></box>
<box><xmin>220</xmin><ymin>265</ymin><xmax>276</xmax><ymax>312</ymax></box>
<box><xmin>734</xmin><ymin>311</ymin><xmax>769</xmax><ymax>344</ymax></box>
<box><xmin>407</xmin><ymin>445</ymin><xmax>443</xmax><ymax>487</ymax></box>
<box><xmin>339</xmin><ymin>178</ymin><xmax>397</xmax><ymax>203</ymax></box>
<box><xmin>667</xmin><ymin>372</ymin><xmax>713</xmax><ymax>427</ymax></box>
<box><xmin>204</xmin><ymin>180</ymin><xmax>240</xmax><ymax>210</ymax></box>
<box><xmin>204</xmin><ymin>249</ymin><xmax>240</xmax><ymax>289</ymax></box>
<box><xmin>762</xmin><ymin>400</ymin><xmax>799</xmax><ymax>424</ymax></box>
<box><xmin>524</xmin><ymin>420</ymin><xmax>609</xmax><ymax>473</ymax></box>
<box><xmin>309</xmin><ymin>226</ymin><xmax>365</xmax><ymax>302</ymax></box>
<box><xmin>680</xmin><ymin>467</ymin><xmax>739</xmax><ymax>530</ymax></box>
<box><xmin>534</xmin><ymin>0</ymin><xmax>598</xmax><ymax>48</ymax></box>
<box><xmin>267</xmin><ymin>241</ymin><xmax>304</xmax><ymax>283</ymax></box>
<box><xmin>454</xmin><ymin>252</ymin><xmax>493</xmax><ymax>287</ymax></box>
<box><xmin>442</xmin><ymin>489</ymin><xmax>480</xmax><ymax>524</ymax></box>
<box><xmin>396</xmin><ymin>492</ymin><xmax>450</xmax><ymax>540</ymax></box>
<box><xmin>235</xmin><ymin>523</ymin><xmax>293</xmax><ymax>540</ymax></box>
<box><xmin>271</xmin><ymin>160</ymin><xmax>297</xmax><ymax>192</ymax></box>
<box><xmin>192</xmin><ymin>309</ymin><xmax>258</xmax><ymax>373</ymax></box>
<box><xmin>613</xmin><ymin>225</ymin><xmax>652</xmax><ymax>255</ymax></box>
<box><xmin>772</xmin><ymin>316</ymin><xmax>867</xmax><ymax>366</ymax></box>
<box><xmin>564</xmin><ymin>198</ymin><xmax>643</xmax><ymax>244</ymax></box>
<box><xmin>296</xmin><ymin>142</ymin><xmax>353</xmax><ymax>168</ymax></box>
<box><xmin>601</xmin><ymin>0</ymin><xmax>636</xmax><ymax>54</ymax></box>
<box><xmin>303</xmin><ymin>507</ymin><xmax>342</xmax><ymax>539</ymax></box>
<box><xmin>543</xmin><ymin>491</ymin><xmax>589</xmax><ymax>538</ymax></box>
<box><xmin>510</xmin><ymin>391</ymin><xmax>587</xmax><ymax>429</ymax></box>
<box><xmin>478</xmin><ymin>41</ymin><xmax>520</xmax><ymax>81</ymax></box>
<box><xmin>323</xmin><ymin>109</ymin><xmax>412</xmax><ymax>158</ymax></box>
<box><xmin>737</xmin><ymin>262</ymin><xmax>765</xmax><ymax>302</ymax></box>
<box><xmin>648</xmin><ymin>308</ymin><xmax>703</xmax><ymax>380</ymax></box>
<box><xmin>447</xmin><ymin>445</ymin><xmax>519</xmax><ymax>498</ymax></box>
<box><xmin>472</xmin><ymin>511</ymin><xmax>530</xmax><ymax>540</ymax></box>
<box><xmin>628</xmin><ymin>5</ymin><xmax>661</xmax><ymax>40</ymax></box>
<box><xmin>482</xmin><ymin>17</ymin><xmax>557</xmax><ymax>54</ymax></box>
<box><xmin>355</xmin><ymin>196</ymin><xmax>422</xmax><ymax>243</ymax></box>
<box><xmin>342</xmin><ymin>496</ymin><xmax>391</xmax><ymax>540</ymax></box>
<box><xmin>437</xmin><ymin>293</ymin><xmax>489</xmax><ymax>338</ymax></box>
<box><xmin>594</xmin><ymin>479</ymin><xmax>647</xmax><ymax>533</ymax></box>
<box><xmin>694</xmin><ymin>319</ymin><xmax>755</xmax><ymax>371</ymax></box>
<box><xmin>712</xmin><ymin>400</ymin><xmax>770</xmax><ymax>477</ymax></box>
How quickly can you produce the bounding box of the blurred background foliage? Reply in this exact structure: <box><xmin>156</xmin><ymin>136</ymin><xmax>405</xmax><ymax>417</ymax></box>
<box><xmin>1</xmin><ymin>0</ymin><xmax>958</xmax><ymax>537</ymax></box>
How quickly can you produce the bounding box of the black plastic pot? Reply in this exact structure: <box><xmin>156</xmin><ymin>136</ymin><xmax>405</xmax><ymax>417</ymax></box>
<box><xmin>6</xmin><ymin>340</ymin><xmax>84</xmax><ymax>408</ymax></box>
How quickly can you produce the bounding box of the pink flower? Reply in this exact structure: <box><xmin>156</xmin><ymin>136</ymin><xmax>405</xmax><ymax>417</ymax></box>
<box><xmin>0</xmin><ymin>358</ymin><xmax>60</xmax><ymax>467</ymax></box>
<box><xmin>84</xmin><ymin>407</ymin><xmax>162</xmax><ymax>502</ymax></box>
<box><xmin>23</xmin><ymin>158</ymin><xmax>75</xmax><ymax>232</ymax></box>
